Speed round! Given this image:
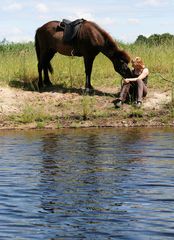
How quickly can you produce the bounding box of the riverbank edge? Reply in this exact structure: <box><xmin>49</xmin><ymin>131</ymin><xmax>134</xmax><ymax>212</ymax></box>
<box><xmin>0</xmin><ymin>86</ymin><xmax>174</xmax><ymax>130</ymax></box>
<box><xmin>1</xmin><ymin>113</ymin><xmax>174</xmax><ymax>130</ymax></box>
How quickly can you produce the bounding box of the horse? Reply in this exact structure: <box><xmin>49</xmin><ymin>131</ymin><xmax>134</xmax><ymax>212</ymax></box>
<box><xmin>35</xmin><ymin>19</ymin><xmax>132</xmax><ymax>91</ymax></box>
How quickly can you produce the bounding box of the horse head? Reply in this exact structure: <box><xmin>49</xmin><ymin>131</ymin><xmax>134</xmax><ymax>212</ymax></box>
<box><xmin>113</xmin><ymin>50</ymin><xmax>132</xmax><ymax>78</ymax></box>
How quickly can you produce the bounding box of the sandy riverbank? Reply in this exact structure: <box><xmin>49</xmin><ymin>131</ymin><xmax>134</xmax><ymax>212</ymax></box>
<box><xmin>0</xmin><ymin>86</ymin><xmax>173</xmax><ymax>130</ymax></box>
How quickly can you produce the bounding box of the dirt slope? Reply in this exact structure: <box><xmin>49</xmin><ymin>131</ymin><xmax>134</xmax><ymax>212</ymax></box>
<box><xmin>0</xmin><ymin>86</ymin><xmax>173</xmax><ymax>129</ymax></box>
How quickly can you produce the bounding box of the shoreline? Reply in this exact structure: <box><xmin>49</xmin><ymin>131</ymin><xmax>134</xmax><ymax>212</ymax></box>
<box><xmin>0</xmin><ymin>86</ymin><xmax>173</xmax><ymax>130</ymax></box>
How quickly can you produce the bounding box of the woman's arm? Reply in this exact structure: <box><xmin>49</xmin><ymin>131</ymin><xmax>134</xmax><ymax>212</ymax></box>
<box><xmin>124</xmin><ymin>68</ymin><xmax>149</xmax><ymax>83</ymax></box>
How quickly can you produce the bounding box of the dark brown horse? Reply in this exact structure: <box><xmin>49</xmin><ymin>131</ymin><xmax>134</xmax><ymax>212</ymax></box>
<box><xmin>35</xmin><ymin>19</ymin><xmax>132</xmax><ymax>90</ymax></box>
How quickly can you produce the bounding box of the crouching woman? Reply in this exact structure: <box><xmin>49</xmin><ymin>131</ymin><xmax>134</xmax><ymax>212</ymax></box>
<box><xmin>116</xmin><ymin>57</ymin><xmax>149</xmax><ymax>108</ymax></box>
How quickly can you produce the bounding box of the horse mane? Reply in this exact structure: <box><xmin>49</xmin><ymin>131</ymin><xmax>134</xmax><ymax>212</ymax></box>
<box><xmin>85</xmin><ymin>21</ymin><xmax>131</xmax><ymax>63</ymax></box>
<box><xmin>91</xmin><ymin>21</ymin><xmax>118</xmax><ymax>48</ymax></box>
<box><xmin>116</xmin><ymin>49</ymin><xmax>131</xmax><ymax>63</ymax></box>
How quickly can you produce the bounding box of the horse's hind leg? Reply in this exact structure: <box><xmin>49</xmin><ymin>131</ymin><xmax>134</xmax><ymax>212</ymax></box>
<box><xmin>38</xmin><ymin>61</ymin><xmax>43</xmax><ymax>89</ymax></box>
<box><xmin>43</xmin><ymin>67</ymin><xmax>51</xmax><ymax>86</ymax></box>
<box><xmin>43</xmin><ymin>51</ymin><xmax>55</xmax><ymax>87</ymax></box>
<box><xmin>37</xmin><ymin>52</ymin><xmax>46</xmax><ymax>89</ymax></box>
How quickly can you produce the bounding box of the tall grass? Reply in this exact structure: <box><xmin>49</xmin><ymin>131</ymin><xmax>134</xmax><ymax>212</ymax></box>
<box><xmin>0</xmin><ymin>42</ymin><xmax>37</xmax><ymax>86</ymax></box>
<box><xmin>0</xmin><ymin>41</ymin><xmax>174</xmax><ymax>89</ymax></box>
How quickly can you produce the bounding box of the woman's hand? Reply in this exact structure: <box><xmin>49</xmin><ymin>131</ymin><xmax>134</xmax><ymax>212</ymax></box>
<box><xmin>123</xmin><ymin>78</ymin><xmax>130</xmax><ymax>84</ymax></box>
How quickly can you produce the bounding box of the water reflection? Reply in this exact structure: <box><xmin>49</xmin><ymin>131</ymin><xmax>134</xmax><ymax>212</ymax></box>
<box><xmin>0</xmin><ymin>128</ymin><xmax>174</xmax><ymax>239</ymax></box>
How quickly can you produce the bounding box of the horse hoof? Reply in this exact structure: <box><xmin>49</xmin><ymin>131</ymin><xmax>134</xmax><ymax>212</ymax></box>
<box><xmin>45</xmin><ymin>82</ymin><xmax>53</xmax><ymax>87</ymax></box>
<box><xmin>85</xmin><ymin>88</ymin><xmax>94</xmax><ymax>95</ymax></box>
<box><xmin>38</xmin><ymin>84</ymin><xmax>43</xmax><ymax>91</ymax></box>
<box><xmin>85</xmin><ymin>88</ymin><xmax>90</xmax><ymax>93</ymax></box>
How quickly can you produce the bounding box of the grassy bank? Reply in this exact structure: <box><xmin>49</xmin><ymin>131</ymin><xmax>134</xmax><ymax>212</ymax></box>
<box><xmin>0</xmin><ymin>41</ymin><xmax>174</xmax><ymax>89</ymax></box>
<box><xmin>0</xmin><ymin>41</ymin><xmax>174</xmax><ymax>129</ymax></box>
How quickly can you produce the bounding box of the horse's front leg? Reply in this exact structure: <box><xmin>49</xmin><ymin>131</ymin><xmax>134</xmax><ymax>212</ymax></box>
<box><xmin>84</xmin><ymin>56</ymin><xmax>95</xmax><ymax>92</ymax></box>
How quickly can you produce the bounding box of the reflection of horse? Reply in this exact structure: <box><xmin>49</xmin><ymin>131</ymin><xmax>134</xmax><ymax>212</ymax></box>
<box><xmin>35</xmin><ymin>19</ymin><xmax>132</xmax><ymax>90</ymax></box>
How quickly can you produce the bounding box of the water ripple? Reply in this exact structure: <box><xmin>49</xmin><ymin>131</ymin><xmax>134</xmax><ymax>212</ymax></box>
<box><xmin>0</xmin><ymin>128</ymin><xmax>174</xmax><ymax>239</ymax></box>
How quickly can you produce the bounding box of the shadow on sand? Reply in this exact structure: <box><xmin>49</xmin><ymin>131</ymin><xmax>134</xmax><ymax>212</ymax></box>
<box><xmin>9</xmin><ymin>80</ymin><xmax>119</xmax><ymax>98</ymax></box>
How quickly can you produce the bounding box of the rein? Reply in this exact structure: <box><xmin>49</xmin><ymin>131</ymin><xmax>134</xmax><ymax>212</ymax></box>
<box><xmin>151</xmin><ymin>72</ymin><xmax>174</xmax><ymax>83</ymax></box>
<box><xmin>152</xmin><ymin>72</ymin><xmax>174</xmax><ymax>105</ymax></box>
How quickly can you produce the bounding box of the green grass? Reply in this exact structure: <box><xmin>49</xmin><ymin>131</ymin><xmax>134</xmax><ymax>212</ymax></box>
<box><xmin>9</xmin><ymin>103</ymin><xmax>52</xmax><ymax>124</ymax></box>
<box><xmin>0</xmin><ymin>41</ymin><xmax>174</xmax><ymax>90</ymax></box>
<box><xmin>0</xmin><ymin>42</ymin><xmax>37</xmax><ymax>86</ymax></box>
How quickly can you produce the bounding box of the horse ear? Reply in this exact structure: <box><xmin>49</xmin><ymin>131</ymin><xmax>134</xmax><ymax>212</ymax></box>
<box><xmin>117</xmin><ymin>50</ymin><xmax>131</xmax><ymax>64</ymax></box>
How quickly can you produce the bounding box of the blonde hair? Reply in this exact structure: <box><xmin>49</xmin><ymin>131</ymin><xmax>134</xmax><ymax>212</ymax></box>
<box><xmin>131</xmin><ymin>57</ymin><xmax>145</xmax><ymax>69</ymax></box>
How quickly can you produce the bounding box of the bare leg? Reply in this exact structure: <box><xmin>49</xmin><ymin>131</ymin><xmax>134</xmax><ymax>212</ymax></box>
<box><xmin>137</xmin><ymin>79</ymin><xmax>147</xmax><ymax>102</ymax></box>
<box><xmin>119</xmin><ymin>83</ymin><xmax>131</xmax><ymax>102</ymax></box>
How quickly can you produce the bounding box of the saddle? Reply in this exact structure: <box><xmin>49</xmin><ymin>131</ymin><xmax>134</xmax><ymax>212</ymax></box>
<box><xmin>57</xmin><ymin>18</ymin><xmax>85</xmax><ymax>43</ymax></box>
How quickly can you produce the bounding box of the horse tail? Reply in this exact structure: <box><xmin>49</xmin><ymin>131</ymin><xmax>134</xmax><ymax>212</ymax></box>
<box><xmin>35</xmin><ymin>31</ymin><xmax>40</xmax><ymax>61</ymax></box>
<box><xmin>48</xmin><ymin>62</ymin><xmax>53</xmax><ymax>74</ymax></box>
<box><xmin>35</xmin><ymin>31</ymin><xmax>53</xmax><ymax>74</ymax></box>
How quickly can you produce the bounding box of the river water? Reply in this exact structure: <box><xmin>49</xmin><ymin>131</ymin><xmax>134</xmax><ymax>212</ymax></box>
<box><xmin>0</xmin><ymin>128</ymin><xmax>174</xmax><ymax>239</ymax></box>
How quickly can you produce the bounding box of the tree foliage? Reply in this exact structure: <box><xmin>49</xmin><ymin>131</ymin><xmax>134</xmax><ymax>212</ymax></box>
<box><xmin>135</xmin><ymin>33</ymin><xmax>174</xmax><ymax>45</ymax></box>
